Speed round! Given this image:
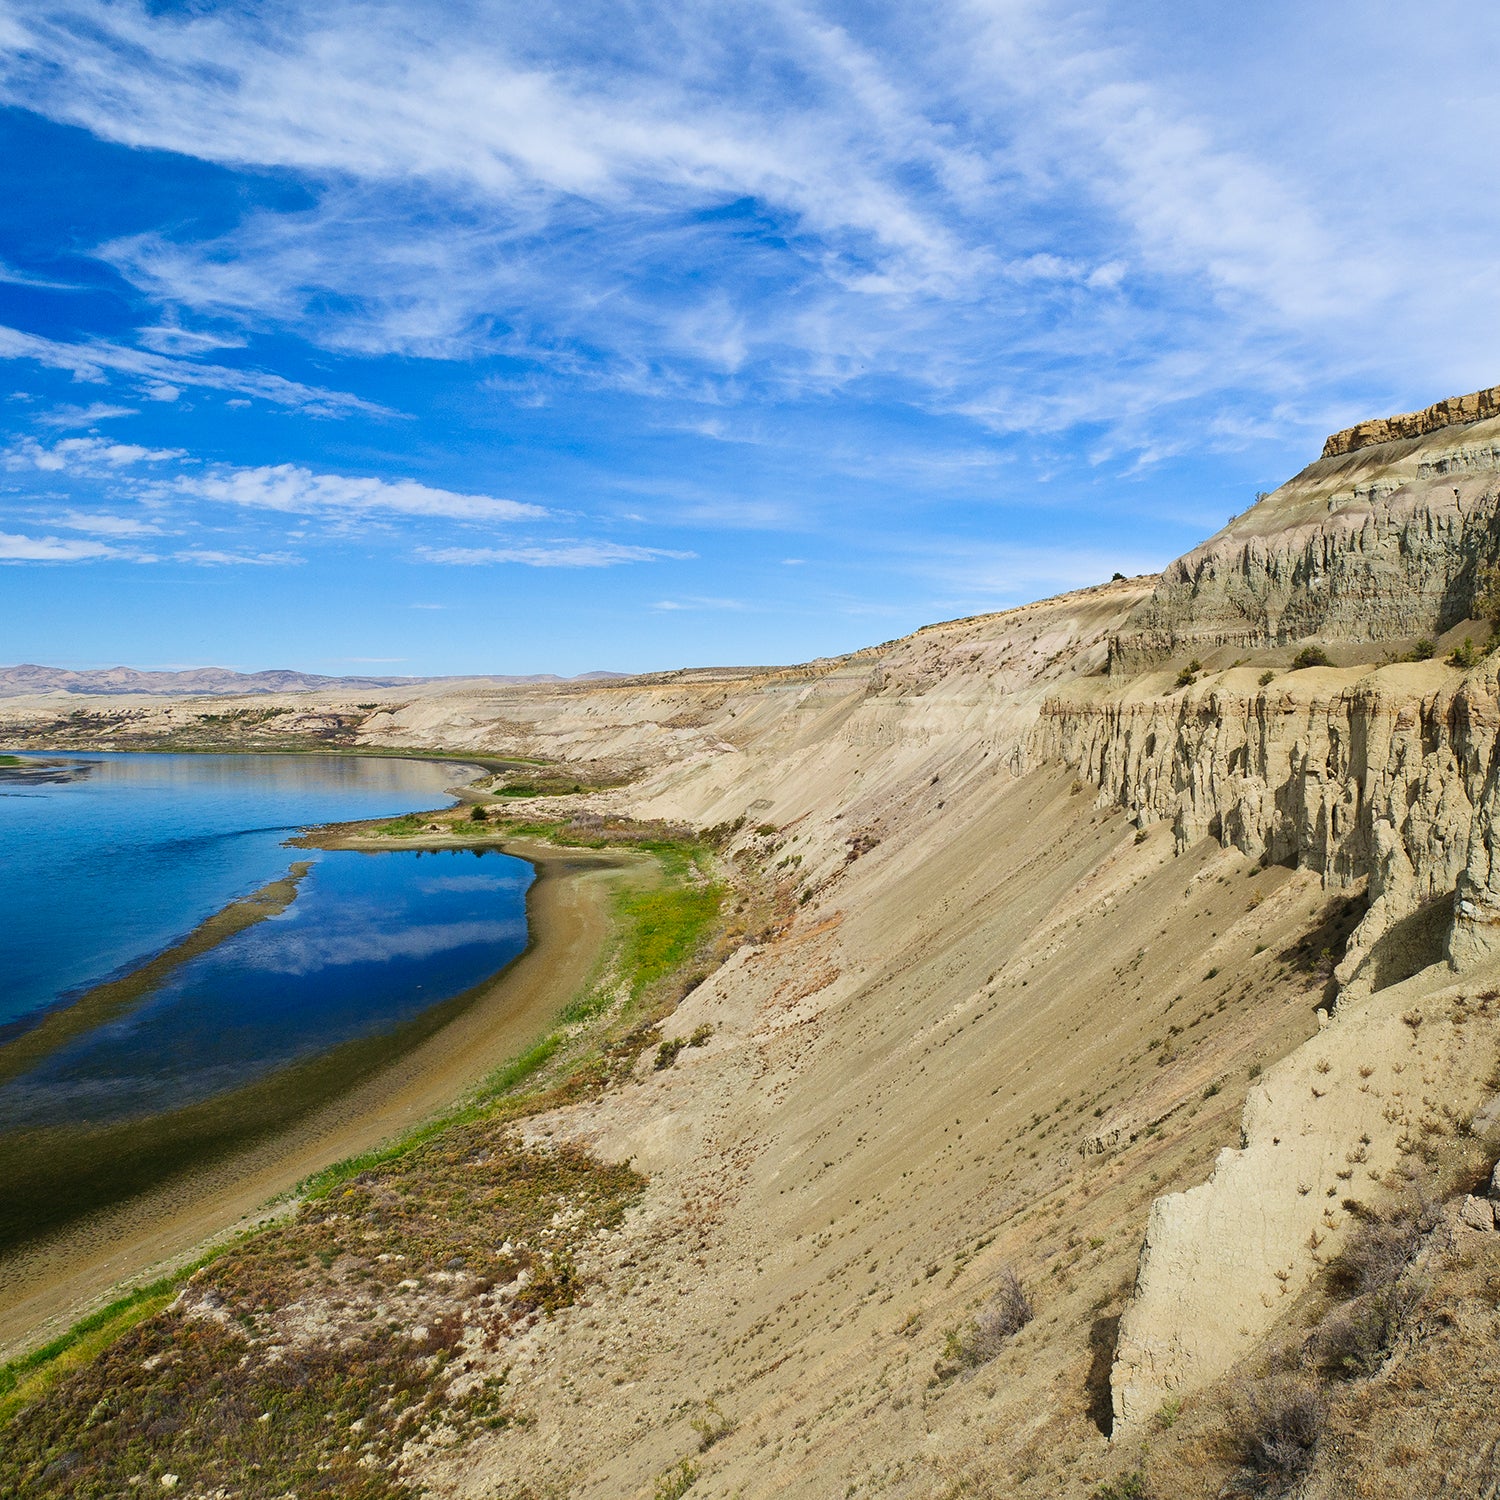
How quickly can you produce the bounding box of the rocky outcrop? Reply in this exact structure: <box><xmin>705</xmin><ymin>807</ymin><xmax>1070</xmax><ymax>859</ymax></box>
<box><xmin>1111</xmin><ymin>958</ymin><xmax>1500</xmax><ymax>1429</ymax></box>
<box><xmin>1322</xmin><ymin>383</ymin><xmax>1500</xmax><ymax>457</ymax></box>
<box><xmin>1109</xmin><ymin>427</ymin><xmax>1500</xmax><ymax>672</ymax></box>
<box><xmin>1035</xmin><ymin>664</ymin><xmax>1500</xmax><ymax>989</ymax></box>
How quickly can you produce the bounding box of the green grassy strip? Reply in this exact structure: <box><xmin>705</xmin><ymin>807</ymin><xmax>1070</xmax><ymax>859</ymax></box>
<box><xmin>617</xmin><ymin>880</ymin><xmax>722</xmax><ymax>997</ymax></box>
<box><xmin>297</xmin><ymin>1031</ymin><xmax>574</xmax><ymax>1205</ymax></box>
<box><xmin>0</xmin><ymin>1252</ymin><xmax>223</xmax><ymax>1424</ymax></box>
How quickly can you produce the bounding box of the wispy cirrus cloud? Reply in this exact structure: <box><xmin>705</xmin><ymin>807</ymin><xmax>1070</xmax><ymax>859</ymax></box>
<box><xmin>0</xmin><ymin>0</ymin><xmax>1439</xmax><ymax>449</ymax></box>
<box><xmin>34</xmin><ymin>402</ymin><xmax>138</xmax><ymax>428</ymax></box>
<box><xmin>0</xmin><ymin>324</ymin><xmax>388</xmax><ymax>417</ymax></box>
<box><xmin>171</xmin><ymin>465</ymin><xmax>546</xmax><ymax>524</ymax></box>
<box><xmin>421</xmin><ymin>542</ymin><xmax>692</xmax><ymax>568</ymax></box>
<box><xmin>0</xmin><ymin>530</ymin><xmax>298</xmax><ymax>566</ymax></box>
<box><xmin>174</xmin><ymin>547</ymin><xmax>299</xmax><ymax>567</ymax></box>
<box><xmin>50</xmin><ymin>510</ymin><xmax>165</xmax><ymax>537</ymax></box>
<box><xmin>650</xmin><ymin>595</ymin><xmax>746</xmax><ymax>612</ymax></box>
<box><xmin>0</xmin><ymin>529</ymin><xmax>125</xmax><ymax>562</ymax></box>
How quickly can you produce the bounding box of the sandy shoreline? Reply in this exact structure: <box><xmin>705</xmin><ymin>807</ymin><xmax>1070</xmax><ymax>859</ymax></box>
<box><xmin>0</xmin><ymin>835</ymin><xmax>644</xmax><ymax>1363</ymax></box>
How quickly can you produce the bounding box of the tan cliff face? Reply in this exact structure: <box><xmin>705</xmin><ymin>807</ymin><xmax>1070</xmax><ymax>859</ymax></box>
<box><xmin>1034</xmin><ymin>662</ymin><xmax>1500</xmax><ymax>991</ymax></box>
<box><xmin>1110</xmin><ymin>412</ymin><xmax>1500</xmax><ymax>671</ymax></box>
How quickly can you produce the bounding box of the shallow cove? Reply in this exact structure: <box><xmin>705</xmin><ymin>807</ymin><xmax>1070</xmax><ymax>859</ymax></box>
<box><xmin>0</xmin><ymin>839</ymin><xmax>643</xmax><ymax>1364</ymax></box>
<box><xmin>0</xmin><ymin>751</ymin><xmax>534</xmax><ymax>1254</ymax></box>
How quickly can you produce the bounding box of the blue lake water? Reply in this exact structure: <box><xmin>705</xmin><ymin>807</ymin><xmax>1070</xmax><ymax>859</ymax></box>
<box><xmin>0</xmin><ymin>752</ymin><xmax>532</xmax><ymax>1135</ymax></box>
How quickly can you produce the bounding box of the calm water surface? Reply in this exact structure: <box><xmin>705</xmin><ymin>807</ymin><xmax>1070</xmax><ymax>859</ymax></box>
<box><xmin>0</xmin><ymin>753</ymin><xmax>533</xmax><ymax>1239</ymax></box>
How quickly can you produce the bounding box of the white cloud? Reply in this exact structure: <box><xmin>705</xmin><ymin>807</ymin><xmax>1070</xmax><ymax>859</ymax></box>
<box><xmin>420</xmin><ymin>541</ymin><xmax>693</xmax><ymax>567</ymax></box>
<box><xmin>52</xmin><ymin>510</ymin><xmax>164</xmax><ymax>537</ymax></box>
<box><xmin>35</xmin><ymin>402</ymin><xmax>138</xmax><ymax>428</ymax></box>
<box><xmin>0</xmin><ymin>258</ymin><xmax>79</xmax><ymax>290</ymax></box>
<box><xmin>5</xmin><ymin>435</ymin><xmax>184</xmax><ymax>472</ymax></box>
<box><xmin>173</xmin><ymin>547</ymin><xmax>300</xmax><ymax>566</ymax></box>
<box><xmin>0</xmin><ymin>324</ymin><xmax>387</xmax><ymax>416</ymax></box>
<box><xmin>649</xmin><ymin>595</ymin><xmax>745</xmax><ymax>611</ymax></box>
<box><xmin>0</xmin><ymin>0</ymin><xmax>1352</xmax><ymax>441</ymax></box>
<box><xmin>136</xmin><ymin>326</ymin><xmax>246</xmax><ymax>355</ymax></box>
<box><xmin>1</xmin><ymin>0</ymin><xmax>1496</xmax><ymax>468</ymax></box>
<box><xmin>174</xmin><ymin>464</ymin><xmax>546</xmax><ymax>523</ymax></box>
<box><xmin>0</xmin><ymin>530</ymin><xmax>128</xmax><ymax>562</ymax></box>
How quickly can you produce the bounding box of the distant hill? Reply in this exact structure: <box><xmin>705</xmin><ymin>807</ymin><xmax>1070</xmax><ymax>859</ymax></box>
<box><xmin>0</xmin><ymin>664</ymin><xmax>627</xmax><ymax>697</ymax></box>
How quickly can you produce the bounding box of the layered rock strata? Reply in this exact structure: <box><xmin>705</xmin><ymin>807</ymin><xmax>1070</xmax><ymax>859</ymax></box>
<box><xmin>1109</xmin><ymin>425</ymin><xmax>1500</xmax><ymax>672</ymax></box>
<box><xmin>1323</xmin><ymin>383</ymin><xmax>1500</xmax><ymax>457</ymax></box>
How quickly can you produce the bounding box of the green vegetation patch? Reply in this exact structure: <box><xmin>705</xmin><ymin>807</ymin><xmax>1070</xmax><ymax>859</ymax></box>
<box><xmin>0</xmin><ymin>1133</ymin><xmax>642</xmax><ymax>1499</ymax></box>
<box><xmin>616</xmin><ymin>876</ymin><xmax>722</xmax><ymax>998</ymax></box>
<box><xmin>373</xmin><ymin>813</ymin><xmax>430</xmax><ymax>837</ymax></box>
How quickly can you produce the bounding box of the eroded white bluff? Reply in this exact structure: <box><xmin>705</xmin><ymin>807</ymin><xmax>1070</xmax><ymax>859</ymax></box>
<box><xmin>1034</xmin><ymin>668</ymin><xmax>1500</xmax><ymax>991</ymax></box>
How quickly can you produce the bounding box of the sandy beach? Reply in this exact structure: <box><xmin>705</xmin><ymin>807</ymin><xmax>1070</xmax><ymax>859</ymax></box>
<box><xmin>0</xmin><ymin>835</ymin><xmax>644</xmax><ymax>1362</ymax></box>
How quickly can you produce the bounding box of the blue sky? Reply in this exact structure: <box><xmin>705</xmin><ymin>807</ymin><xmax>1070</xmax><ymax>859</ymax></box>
<box><xmin>1</xmin><ymin>1</ymin><xmax>1498</xmax><ymax>676</ymax></box>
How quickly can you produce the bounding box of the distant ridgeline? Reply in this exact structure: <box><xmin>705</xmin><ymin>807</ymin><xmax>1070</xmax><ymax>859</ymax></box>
<box><xmin>1322</xmin><ymin>383</ymin><xmax>1500</xmax><ymax>457</ymax></box>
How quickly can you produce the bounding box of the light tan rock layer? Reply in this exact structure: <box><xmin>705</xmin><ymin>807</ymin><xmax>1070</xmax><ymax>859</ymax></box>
<box><xmin>1035</xmin><ymin>662</ymin><xmax>1500</xmax><ymax>992</ymax></box>
<box><xmin>1111</xmin><ymin>962</ymin><xmax>1500</xmax><ymax>1429</ymax></box>
<box><xmin>1322</xmin><ymin>383</ymin><xmax>1500</xmax><ymax>457</ymax></box>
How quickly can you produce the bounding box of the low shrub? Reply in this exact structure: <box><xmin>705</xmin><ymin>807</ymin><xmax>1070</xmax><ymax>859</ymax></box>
<box><xmin>1290</xmin><ymin>645</ymin><xmax>1332</xmax><ymax>670</ymax></box>
<box><xmin>952</xmin><ymin>1266</ymin><xmax>1032</xmax><ymax>1366</ymax></box>
<box><xmin>1326</xmin><ymin>1193</ymin><xmax>1436</xmax><ymax>1297</ymax></box>
<box><xmin>654</xmin><ymin>1458</ymin><xmax>699</xmax><ymax>1499</ymax></box>
<box><xmin>690</xmin><ymin>1398</ymin><xmax>734</xmax><ymax>1451</ymax></box>
<box><xmin>655</xmin><ymin>1036</ymin><xmax>687</xmax><ymax>1070</ymax></box>
<box><xmin>1310</xmin><ymin>1281</ymin><xmax>1422</xmax><ymax>1379</ymax></box>
<box><xmin>1226</xmin><ymin>1374</ymin><xmax>1326</xmax><ymax>1494</ymax></box>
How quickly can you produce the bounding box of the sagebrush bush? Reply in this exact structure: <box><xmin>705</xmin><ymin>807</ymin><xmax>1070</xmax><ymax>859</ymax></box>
<box><xmin>1310</xmin><ymin>1281</ymin><xmax>1422</xmax><ymax>1379</ymax></box>
<box><xmin>654</xmin><ymin>1036</ymin><xmax>687</xmax><ymax>1070</ymax></box>
<box><xmin>1327</xmin><ymin>1193</ymin><xmax>1436</xmax><ymax>1297</ymax></box>
<box><xmin>954</xmin><ymin>1266</ymin><xmax>1032</xmax><ymax>1366</ymax></box>
<box><xmin>1226</xmin><ymin>1375</ymin><xmax>1326</xmax><ymax>1495</ymax></box>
